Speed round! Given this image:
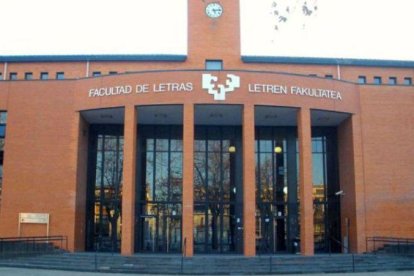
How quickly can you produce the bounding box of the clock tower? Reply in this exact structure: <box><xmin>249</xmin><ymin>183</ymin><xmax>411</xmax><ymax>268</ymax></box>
<box><xmin>187</xmin><ymin>0</ymin><xmax>243</xmax><ymax>68</ymax></box>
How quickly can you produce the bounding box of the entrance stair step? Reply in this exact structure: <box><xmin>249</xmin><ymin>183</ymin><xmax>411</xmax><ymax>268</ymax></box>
<box><xmin>0</xmin><ymin>253</ymin><xmax>413</xmax><ymax>274</ymax></box>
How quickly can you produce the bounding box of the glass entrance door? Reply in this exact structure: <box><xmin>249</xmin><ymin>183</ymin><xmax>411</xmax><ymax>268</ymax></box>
<box><xmin>136</xmin><ymin>125</ymin><xmax>183</xmax><ymax>253</ymax></box>
<box><xmin>141</xmin><ymin>212</ymin><xmax>181</xmax><ymax>253</ymax></box>
<box><xmin>255</xmin><ymin>127</ymin><xmax>298</xmax><ymax>254</ymax></box>
<box><xmin>256</xmin><ymin>204</ymin><xmax>287</xmax><ymax>253</ymax></box>
<box><xmin>86</xmin><ymin>126</ymin><xmax>124</xmax><ymax>253</ymax></box>
<box><xmin>194</xmin><ymin>126</ymin><xmax>243</xmax><ymax>253</ymax></box>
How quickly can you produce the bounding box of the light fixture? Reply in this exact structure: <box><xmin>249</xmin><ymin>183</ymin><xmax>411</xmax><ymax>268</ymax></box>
<box><xmin>228</xmin><ymin>146</ymin><xmax>236</xmax><ymax>153</ymax></box>
<box><xmin>335</xmin><ymin>190</ymin><xmax>344</xmax><ymax>196</ymax></box>
<box><xmin>274</xmin><ymin>146</ymin><xmax>282</xmax><ymax>153</ymax></box>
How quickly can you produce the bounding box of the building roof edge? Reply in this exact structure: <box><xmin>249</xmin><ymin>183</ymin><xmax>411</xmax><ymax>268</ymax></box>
<box><xmin>0</xmin><ymin>54</ymin><xmax>187</xmax><ymax>63</ymax></box>
<box><xmin>241</xmin><ymin>56</ymin><xmax>414</xmax><ymax>68</ymax></box>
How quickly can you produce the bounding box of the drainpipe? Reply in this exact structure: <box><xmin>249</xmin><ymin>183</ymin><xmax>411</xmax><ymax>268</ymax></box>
<box><xmin>86</xmin><ymin>60</ymin><xmax>90</xmax><ymax>77</ymax></box>
<box><xmin>337</xmin><ymin>64</ymin><xmax>341</xmax><ymax>80</ymax></box>
<box><xmin>3</xmin><ymin>62</ymin><xmax>8</xmax><ymax>80</ymax></box>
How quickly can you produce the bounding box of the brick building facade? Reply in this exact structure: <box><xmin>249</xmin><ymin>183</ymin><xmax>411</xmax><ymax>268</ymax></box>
<box><xmin>0</xmin><ymin>0</ymin><xmax>413</xmax><ymax>257</ymax></box>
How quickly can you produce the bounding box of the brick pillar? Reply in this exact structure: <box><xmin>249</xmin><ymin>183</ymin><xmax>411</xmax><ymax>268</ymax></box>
<box><xmin>297</xmin><ymin>108</ymin><xmax>314</xmax><ymax>255</ymax></box>
<box><xmin>182</xmin><ymin>103</ymin><xmax>194</xmax><ymax>256</ymax></box>
<box><xmin>338</xmin><ymin>115</ymin><xmax>366</xmax><ymax>253</ymax></box>
<box><xmin>243</xmin><ymin>104</ymin><xmax>255</xmax><ymax>256</ymax></box>
<box><xmin>121</xmin><ymin>105</ymin><xmax>137</xmax><ymax>256</ymax></box>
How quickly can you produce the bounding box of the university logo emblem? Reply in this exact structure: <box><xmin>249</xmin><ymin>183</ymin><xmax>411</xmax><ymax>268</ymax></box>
<box><xmin>202</xmin><ymin>73</ymin><xmax>240</xmax><ymax>101</ymax></box>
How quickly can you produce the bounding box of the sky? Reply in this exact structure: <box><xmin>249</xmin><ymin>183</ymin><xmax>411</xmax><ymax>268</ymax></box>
<box><xmin>1</xmin><ymin>0</ymin><xmax>414</xmax><ymax>61</ymax></box>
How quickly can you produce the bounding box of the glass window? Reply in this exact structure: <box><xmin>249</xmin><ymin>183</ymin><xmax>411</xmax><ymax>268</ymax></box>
<box><xmin>90</xmin><ymin>132</ymin><xmax>124</xmax><ymax>252</ymax></box>
<box><xmin>388</xmin><ymin>77</ymin><xmax>397</xmax><ymax>85</ymax></box>
<box><xmin>137</xmin><ymin>125</ymin><xmax>183</xmax><ymax>253</ymax></box>
<box><xmin>0</xmin><ymin>72</ymin><xmax>3</xmax><ymax>80</ymax></box>
<box><xmin>40</xmin><ymin>72</ymin><xmax>49</xmax><ymax>80</ymax></box>
<box><xmin>373</xmin><ymin>76</ymin><xmax>382</xmax><ymax>85</ymax></box>
<box><xmin>93</xmin><ymin>71</ymin><xmax>101</xmax><ymax>77</ymax></box>
<box><xmin>0</xmin><ymin>164</ymin><xmax>3</xmax><ymax>207</ymax></box>
<box><xmin>357</xmin><ymin>76</ymin><xmax>366</xmax><ymax>84</ymax></box>
<box><xmin>24</xmin><ymin>72</ymin><xmax>33</xmax><ymax>80</ymax></box>
<box><xmin>0</xmin><ymin>111</ymin><xmax>5</xmax><ymax>210</ymax></box>
<box><xmin>0</xmin><ymin>112</ymin><xmax>7</xmax><ymax>124</ymax></box>
<box><xmin>325</xmin><ymin>74</ymin><xmax>333</xmax><ymax>79</ymax></box>
<box><xmin>403</xmin><ymin>77</ymin><xmax>412</xmax><ymax>85</ymax></box>
<box><xmin>9</xmin><ymin>72</ymin><xmax>17</xmax><ymax>80</ymax></box>
<box><xmin>56</xmin><ymin>72</ymin><xmax>65</xmax><ymax>80</ymax></box>
<box><xmin>205</xmin><ymin>60</ymin><xmax>223</xmax><ymax>70</ymax></box>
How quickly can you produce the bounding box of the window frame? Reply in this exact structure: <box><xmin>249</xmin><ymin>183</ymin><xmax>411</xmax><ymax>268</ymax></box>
<box><xmin>40</xmin><ymin>72</ymin><xmax>49</xmax><ymax>80</ymax></box>
<box><xmin>56</xmin><ymin>72</ymin><xmax>65</xmax><ymax>80</ymax></box>
<box><xmin>205</xmin><ymin>60</ymin><xmax>223</xmax><ymax>71</ymax></box>
<box><xmin>373</xmin><ymin>76</ymin><xmax>382</xmax><ymax>85</ymax></box>
<box><xmin>357</xmin><ymin>76</ymin><xmax>366</xmax><ymax>84</ymax></box>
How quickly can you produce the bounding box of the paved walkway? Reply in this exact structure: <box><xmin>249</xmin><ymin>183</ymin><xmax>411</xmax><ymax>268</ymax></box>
<box><xmin>1</xmin><ymin>267</ymin><xmax>414</xmax><ymax>276</ymax></box>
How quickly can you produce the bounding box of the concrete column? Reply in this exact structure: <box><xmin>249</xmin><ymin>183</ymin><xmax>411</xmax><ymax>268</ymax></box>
<box><xmin>297</xmin><ymin>108</ymin><xmax>314</xmax><ymax>255</ymax></box>
<box><xmin>182</xmin><ymin>103</ymin><xmax>194</xmax><ymax>257</ymax></box>
<box><xmin>121</xmin><ymin>105</ymin><xmax>137</xmax><ymax>255</ymax></box>
<box><xmin>243</xmin><ymin>104</ymin><xmax>255</xmax><ymax>256</ymax></box>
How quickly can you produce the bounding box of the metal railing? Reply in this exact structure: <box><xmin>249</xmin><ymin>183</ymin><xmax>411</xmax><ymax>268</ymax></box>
<box><xmin>366</xmin><ymin>236</ymin><xmax>414</xmax><ymax>256</ymax></box>
<box><xmin>329</xmin><ymin>235</ymin><xmax>355</xmax><ymax>272</ymax></box>
<box><xmin>0</xmin><ymin>235</ymin><xmax>67</xmax><ymax>258</ymax></box>
<box><xmin>181</xmin><ymin>237</ymin><xmax>187</xmax><ymax>273</ymax></box>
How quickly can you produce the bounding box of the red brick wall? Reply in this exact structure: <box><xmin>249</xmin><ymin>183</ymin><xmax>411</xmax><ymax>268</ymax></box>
<box><xmin>360</xmin><ymin>85</ymin><xmax>414</xmax><ymax>240</ymax></box>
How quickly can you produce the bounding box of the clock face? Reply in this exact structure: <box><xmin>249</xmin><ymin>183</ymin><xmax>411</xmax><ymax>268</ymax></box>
<box><xmin>205</xmin><ymin>2</ymin><xmax>223</xmax><ymax>18</ymax></box>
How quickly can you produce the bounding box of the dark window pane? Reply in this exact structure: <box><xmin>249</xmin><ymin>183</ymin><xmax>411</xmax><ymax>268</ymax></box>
<box><xmin>145</xmin><ymin>153</ymin><xmax>154</xmax><ymax>201</ymax></box>
<box><xmin>156</xmin><ymin>139</ymin><xmax>168</xmax><ymax>151</ymax></box>
<box><xmin>9</xmin><ymin>73</ymin><xmax>17</xmax><ymax>80</ymax></box>
<box><xmin>155</xmin><ymin>152</ymin><xmax>169</xmax><ymax>201</ymax></box>
<box><xmin>373</xmin><ymin>76</ymin><xmax>382</xmax><ymax>84</ymax></box>
<box><xmin>259</xmin><ymin>140</ymin><xmax>272</xmax><ymax>152</ymax></box>
<box><xmin>222</xmin><ymin>153</ymin><xmax>230</xmax><ymax>201</ymax></box>
<box><xmin>195</xmin><ymin>140</ymin><xmax>206</xmax><ymax>152</ymax></box>
<box><xmin>95</xmin><ymin>151</ymin><xmax>103</xmax><ymax>187</ymax></box>
<box><xmin>208</xmin><ymin>140</ymin><xmax>221</xmax><ymax>152</ymax></box>
<box><xmin>104</xmin><ymin>137</ymin><xmax>118</xmax><ymax>151</ymax></box>
<box><xmin>388</xmin><ymin>77</ymin><xmax>397</xmax><ymax>85</ymax></box>
<box><xmin>312</xmin><ymin>153</ymin><xmax>325</xmax><ymax>188</ymax></box>
<box><xmin>25</xmin><ymin>72</ymin><xmax>33</xmax><ymax>80</ymax></box>
<box><xmin>40</xmin><ymin>72</ymin><xmax>49</xmax><ymax>80</ymax></box>
<box><xmin>170</xmin><ymin>139</ymin><xmax>182</xmax><ymax>152</ymax></box>
<box><xmin>259</xmin><ymin>153</ymin><xmax>273</xmax><ymax>202</ymax></box>
<box><xmin>56</xmin><ymin>72</ymin><xmax>65</xmax><ymax>80</ymax></box>
<box><xmin>146</xmin><ymin>138</ymin><xmax>154</xmax><ymax>151</ymax></box>
<box><xmin>207</xmin><ymin>152</ymin><xmax>221</xmax><ymax>201</ymax></box>
<box><xmin>170</xmin><ymin>152</ymin><xmax>183</xmax><ymax>201</ymax></box>
<box><xmin>194</xmin><ymin>152</ymin><xmax>207</xmax><ymax>201</ymax></box>
<box><xmin>205</xmin><ymin>60</ymin><xmax>223</xmax><ymax>70</ymax></box>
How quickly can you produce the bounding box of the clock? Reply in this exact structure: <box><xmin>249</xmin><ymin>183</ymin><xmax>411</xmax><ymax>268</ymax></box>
<box><xmin>205</xmin><ymin>2</ymin><xmax>223</xmax><ymax>18</ymax></box>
